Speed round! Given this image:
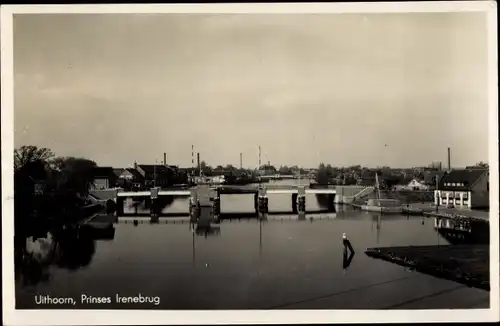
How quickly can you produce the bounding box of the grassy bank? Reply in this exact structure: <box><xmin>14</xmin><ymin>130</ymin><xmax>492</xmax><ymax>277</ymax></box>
<box><xmin>365</xmin><ymin>245</ymin><xmax>489</xmax><ymax>291</ymax></box>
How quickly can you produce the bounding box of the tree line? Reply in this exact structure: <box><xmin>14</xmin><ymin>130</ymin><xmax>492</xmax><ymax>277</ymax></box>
<box><xmin>14</xmin><ymin>145</ymin><xmax>104</xmax><ymax>286</ymax></box>
<box><xmin>14</xmin><ymin>145</ymin><xmax>99</xmax><ymax>236</ymax></box>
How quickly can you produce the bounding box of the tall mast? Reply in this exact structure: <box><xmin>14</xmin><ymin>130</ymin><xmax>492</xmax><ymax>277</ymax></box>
<box><xmin>375</xmin><ymin>173</ymin><xmax>381</xmax><ymax>202</ymax></box>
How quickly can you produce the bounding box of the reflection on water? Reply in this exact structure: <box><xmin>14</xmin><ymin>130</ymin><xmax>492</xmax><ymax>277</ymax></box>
<box><xmin>15</xmin><ymin>225</ymin><xmax>115</xmax><ymax>287</ymax></box>
<box><xmin>194</xmin><ymin>225</ymin><xmax>221</xmax><ymax>238</ymax></box>
<box><xmin>343</xmin><ymin>249</ymin><xmax>355</xmax><ymax>273</ymax></box>
<box><xmin>15</xmin><ymin>189</ymin><xmax>489</xmax><ymax>309</ymax></box>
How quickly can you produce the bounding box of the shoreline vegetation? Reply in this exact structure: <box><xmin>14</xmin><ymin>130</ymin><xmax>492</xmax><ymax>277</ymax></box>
<box><xmin>14</xmin><ymin>145</ymin><xmax>110</xmax><ymax>286</ymax></box>
<box><xmin>365</xmin><ymin>245</ymin><xmax>490</xmax><ymax>291</ymax></box>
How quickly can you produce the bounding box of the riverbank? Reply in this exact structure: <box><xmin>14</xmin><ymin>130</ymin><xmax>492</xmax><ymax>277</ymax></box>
<box><xmin>365</xmin><ymin>245</ymin><xmax>490</xmax><ymax>291</ymax></box>
<box><xmin>348</xmin><ymin>201</ymin><xmax>490</xmax><ymax>221</ymax></box>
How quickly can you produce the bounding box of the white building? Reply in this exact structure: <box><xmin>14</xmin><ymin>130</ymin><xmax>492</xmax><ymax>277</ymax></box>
<box><xmin>434</xmin><ymin>169</ymin><xmax>489</xmax><ymax>209</ymax></box>
<box><xmin>405</xmin><ymin>179</ymin><xmax>429</xmax><ymax>191</ymax></box>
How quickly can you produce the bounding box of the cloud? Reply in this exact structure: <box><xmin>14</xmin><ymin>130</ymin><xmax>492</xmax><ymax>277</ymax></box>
<box><xmin>12</xmin><ymin>12</ymin><xmax>489</xmax><ymax>168</ymax></box>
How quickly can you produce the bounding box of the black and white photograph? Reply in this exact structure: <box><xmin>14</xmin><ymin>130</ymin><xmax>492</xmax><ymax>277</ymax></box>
<box><xmin>1</xmin><ymin>2</ymin><xmax>498</xmax><ymax>325</ymax></box>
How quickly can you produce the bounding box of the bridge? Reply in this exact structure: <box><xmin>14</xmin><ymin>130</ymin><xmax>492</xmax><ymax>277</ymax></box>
<box><xmin>115</xmin><ymin>187</ymin><xmax>336</xmax><ymax>197</ymax></box>
<box><xmin>104</xmin><ymin>185</ymin><xmax>373</xmax><ymax>225</ymax></box>
<box><xmin>110</xmin><ymin>185</ymin><xmax>336</xmax><ymax>219</ymax></box>
<box><xmin>116</xmin><ymin>190</ymin><xmax>192</xmax><ymax>197</ymax></box>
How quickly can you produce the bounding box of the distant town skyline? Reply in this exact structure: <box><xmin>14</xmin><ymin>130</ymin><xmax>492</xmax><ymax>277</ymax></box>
<box><xmin>13</xmin><ymin>13</ymin><xmax>490</xmax><ymax>169</ymax></box>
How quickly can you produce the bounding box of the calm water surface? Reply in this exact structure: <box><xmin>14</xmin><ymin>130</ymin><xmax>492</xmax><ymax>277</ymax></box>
<box><xmin>16</xmin><ymin>182</ymin><xmax>490</xmax><ymax>309</ymax></box>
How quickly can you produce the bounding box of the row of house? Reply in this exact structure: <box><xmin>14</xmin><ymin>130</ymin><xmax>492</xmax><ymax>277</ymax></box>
<box><xmin>91</xmin><ymin>163</ymin><xmax>189</xmax><ymax>191</ymax></box>
<box><xmin>341</xmin><ymin>166</ymin><xmax>490</xmax><ymax>209</ymax></box>
<box><xmin>386</xmin><ymin>168</ymin><xmax>489</xmax><ymax>209</ymax></box>
<box><xmin>434</xmin><ymin>168</ymin><xmax>489</xmax><ymax>209</ymax></box>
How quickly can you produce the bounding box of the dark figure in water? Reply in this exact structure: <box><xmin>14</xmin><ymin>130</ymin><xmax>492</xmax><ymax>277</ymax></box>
<box><xmin>342</xmin><ymin>233</ymin><xmax>355</xmax><ymax>274</ymax></box>
<box><xmin>342</xmin><ymin>233</ymin><xmax>354</xmax><ymax>254</ymax></box>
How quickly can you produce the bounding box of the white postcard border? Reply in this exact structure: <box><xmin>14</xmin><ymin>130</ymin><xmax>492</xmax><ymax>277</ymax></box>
<box><xmin>1</xmin><ymin>2</ymin><xmax>498</xmax><ymax>325</ymax></box>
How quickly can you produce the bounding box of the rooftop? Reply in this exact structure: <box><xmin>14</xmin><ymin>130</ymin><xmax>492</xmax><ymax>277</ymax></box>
<box><xmin>439</xmin><ymin>169</ymin><xmax>488</xmax><ymax>191</ymax></box>
<box><xmin>138</xmin><ymin>164</ymin><xmax>177</xmax><ymax>174</ymax></box>
<box><xmin>92</xmin><ymin>167</ymin><xmax>115</xmax><ymax>178</ymax></box>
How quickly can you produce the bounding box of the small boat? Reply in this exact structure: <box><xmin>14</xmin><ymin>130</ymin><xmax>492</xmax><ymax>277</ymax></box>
<box><xmin>361</xmin><ymin>173</ymin><xmax>403</xmax><ymax>214</ymax></box>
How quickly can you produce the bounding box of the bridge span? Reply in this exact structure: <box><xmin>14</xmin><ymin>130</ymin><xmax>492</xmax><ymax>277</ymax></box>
<box><xmin>102</xmin><ymin>185</ymin><xmax>371</xmax><ymax>223</ymax></box>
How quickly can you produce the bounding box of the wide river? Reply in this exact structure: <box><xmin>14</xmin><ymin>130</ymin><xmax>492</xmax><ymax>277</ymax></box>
<box><xmin>15</xmin><ymin>180</ymin><xmax>490</xmax><ymax>310</ymax></box>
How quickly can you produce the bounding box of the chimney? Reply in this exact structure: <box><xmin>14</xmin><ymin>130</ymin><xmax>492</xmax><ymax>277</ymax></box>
<box><xmin>240</xmin><ymin>152</ymin><xmax>243</xmax><ymax>169</ymax></box>
<box><xmin>164</xmin><ymin>152</ymin><xmax>167</xmax><ymax>166</ymax></box>
<box><xmin>197</xmin><ymin>153</ymin><xmax>201</xmax><ymax>176</ymax></box>
<box><xmin>447</xmin><ymin>147</ymin><xmax>451</xmax><ymax>171</ymax></box>
<box><xmin>134</xmin><ymin>161</ymin><xmax>137</xmax><ymax>170</ymax></box>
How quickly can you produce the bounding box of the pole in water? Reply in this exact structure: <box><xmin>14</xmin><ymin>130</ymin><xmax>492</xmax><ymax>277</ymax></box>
<box><xmin>342</xmin><ymin>232</ymin><xmax>354</xmax><ymax>254</ymax></box>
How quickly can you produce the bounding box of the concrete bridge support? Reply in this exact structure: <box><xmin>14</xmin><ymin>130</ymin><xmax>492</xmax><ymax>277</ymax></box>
<box><xmin>115</xmin><ymin>189</ymin><xmax>125</xmax><ymax>216</ymax></box>
<box><xmin>297</xmin><ymin>186</ymin><xmax>306</xmax><ymax>213</ymax></box>
<box><xmin>254</xmin><ymin>192</ymin><xmax>259</xmax><ymax>216</ymax></box>
<box><xmin>149</xmin><ymin>187</ymin><xmax>160</xmax><ymax>218</ymax></box>
<box><xmin>189</xmin><ymin>190</ymin><xmax>199</xmax><ymax>223</ymax></box>
<box><xmin>197</xmin><ymin>206</ymin><xmax>213</xmax><ymax>229</ymax></box>
<box><xmin>328</xmin><ymin>194</ymin><xmax>335</xmax><ymax>212</ymax></box>
<box><xmin>258</xmin><ymin>187</ymin><xmax>268</xmax><ymax>215</ymax></box>
<box><xmin>292</xmin><ymin>193</ymin><xmax>298</xmax><ymax>214</ymax></box>
<box><xmin>212</xmin><ymin>196</ymin><xmax>221</xmax><ymax>221</ymax></box>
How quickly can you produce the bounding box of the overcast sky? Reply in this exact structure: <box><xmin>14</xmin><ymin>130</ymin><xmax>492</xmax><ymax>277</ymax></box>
<box><xmin>13</xmin><ymin>12</ymin><xmax>489</xmax><ymax>169</ymax></box>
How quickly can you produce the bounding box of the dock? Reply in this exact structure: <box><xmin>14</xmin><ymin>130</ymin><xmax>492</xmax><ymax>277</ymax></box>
<box><xmin>365</xmin><ymin>245</ymin><xmax>490</xmax><ymax>291</ymax></box>
<box><xmin>78</xmin><ymin>213</ymin><xmax>116</xmax><ymax>240</ymax></box>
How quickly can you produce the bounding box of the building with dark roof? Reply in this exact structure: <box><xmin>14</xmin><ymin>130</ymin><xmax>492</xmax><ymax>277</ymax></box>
<box><xmin>91</xmin><ymin>167</ymin><xmax>117</xmax><ymax>190</ymax></box>
<box><xmin>136</xmin><ymin>164</ymin><xmax>177</xmax><ymax>188</ymax></box>
<box><xmin>114</xmin><ymin>167</ymin><xmax>146</xmax><ymax>190</ymax></box>
<box><xmin>434</xmin><ymin>169</ymin><xmax>489</xmax><ymax>209</ymax></box>
<box><xmin>423</xmin><ymin>170</ymin><xmax>447</xmax><ymax>188</ymax></box>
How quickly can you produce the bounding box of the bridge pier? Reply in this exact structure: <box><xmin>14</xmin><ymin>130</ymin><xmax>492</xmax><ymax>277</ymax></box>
<box><xmin>258</xmin><ymin>187</ymin><xmax>268</xmax><ymax>216</ymax></box>
<box><xmin>189</xmin><ymin>191</ymin><xmax>199</xmax><ymax>223</ymax></box>
<box><xmin>150</xmin><ymin>214</ymin><xmax>159</xmax><ymax>223</ymax></box>
<box><xmin>150</xmin><ymin>198</ymin><xmax>156</xmax><ymax>216</ymax></box>
<box><xmin>134</xmin><ymin>199</ymin><xmax>139</xmax><ymax>215</ymax></box>
<box><xmin>115</xmin><ymin>189</ymin><xmax>124</xmax><ymax>216</ymax></box>
<box><xmin>328</xmin><ymin>194</ymin><xmax>335</xmax><ymax>212</ymax></box>
<box><xmin>212</xmin><ymin>196</ymin><xmax>220</xmax><ymax>222</ymax></box>
<box><xmin>150</xmin><ymin>187</ymin><xmax>159</xmax><ymax>217</ymax></box>
<box><xmin>297</xmin><ymin>186</ymin><xmax>306</xmax><ymax>214</ymax></box>
<box><xmin>116</xmin><ymin>197</ymin><xmax>124</xmax><ymax>216</ymax></box>
<box><xmin>254</xmin><ymin>192</ymin><xmax>259</xmax><ymax>216</ymax></box>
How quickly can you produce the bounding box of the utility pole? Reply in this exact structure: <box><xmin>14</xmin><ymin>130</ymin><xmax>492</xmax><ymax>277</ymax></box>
<box><xmin>154</xmin><ymin>160</ymin><xmax>157</xmax><ymax>188</ymax></box>
<box><xmin>298</xmin><ymin>165</ymin><xmax>301</xmax><ymax>185</ymax></box>
<box><xmin>259</xmin><ymin>146</ymin><xmax>261</xmax><ymax>170</ymax></box>
<box><xmin>191</xmin><ymin>145</ymin><xmax>195</xmax><ymax>183</ymax></box>
<box><xmin>447</xmin><ymin>147</ymin><xmax>451</xmax><ymax>171</ymax></box>
<box><xmin>435</xmin><ymin>174</ymin><xmax>440</xmax><ymax>213</ymax></box>
<box><xmin>197</xmin><ymin>152</ymin><xmax>201</xmax><ymax>177</ymax></box>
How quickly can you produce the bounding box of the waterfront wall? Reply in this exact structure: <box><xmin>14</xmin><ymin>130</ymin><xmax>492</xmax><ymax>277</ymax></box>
<box><xmin>364</xmin><ymin>190</ymin><xmax>434</xmax><ymax>203</ymax></box>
